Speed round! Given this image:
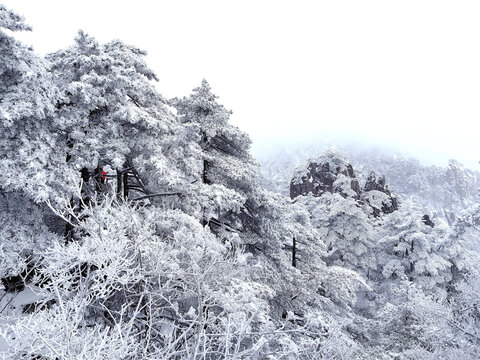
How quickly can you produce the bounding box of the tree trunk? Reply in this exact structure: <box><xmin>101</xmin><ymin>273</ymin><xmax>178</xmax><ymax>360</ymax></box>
<box><xmin>64</xmin><ymin>135</ymin><xmax>74</xmax><ymax>242</ymax></box>
<box><xmin>123</xmin><ymin>171</ymin><xmax>129</xmax><ymax>199</ymax></box>
<box><xmin>116</xmin><ymin>169</ymin><xmax>123</xmax><ymax>197</ymax></box>
<box><xmin>202</xmin><ymin>159</ymin><xmax>209</xmax><ymax>185</ymax></box>
<box><xmin>94</xmin><ymin>166</ymin><xmax>104</xmax><ymax>193</ymax></box>
<box><xmin>64</xmin><ymin>196</ymin><xmax>74</xmax><ymax>243</ymax></box>
<box><xmin>201</xmin><ymin>131</ymin><xmax>210</xmax><ymax>227</ymax></box>
<box><xmin>292</xmin><ymin>237</ymin><xmax>297</xmax><ymax>267</ymax></box>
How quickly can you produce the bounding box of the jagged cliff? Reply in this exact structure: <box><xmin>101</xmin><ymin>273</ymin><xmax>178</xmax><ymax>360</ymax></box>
<box><xmin>290</xmin><ymin>150</ymin><xmax>398</xmax><ymax>217</ymax></box>
<box><xmin>290</xmin><ymin>154</ymin><xmax>361</xmax><ymax>199</ymax></box>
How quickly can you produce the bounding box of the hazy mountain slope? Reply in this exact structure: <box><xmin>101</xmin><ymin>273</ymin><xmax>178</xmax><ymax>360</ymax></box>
<box><xmin>256</xmin><ymin>142</ymin><xmax>479</xmax><ymax>221</ymax></box>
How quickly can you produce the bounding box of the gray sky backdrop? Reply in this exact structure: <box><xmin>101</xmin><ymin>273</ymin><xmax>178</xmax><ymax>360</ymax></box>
<box><xmin>3</xmin><ymin>0</ymin><xmax>480</xmax><ymax>168</ymax></box>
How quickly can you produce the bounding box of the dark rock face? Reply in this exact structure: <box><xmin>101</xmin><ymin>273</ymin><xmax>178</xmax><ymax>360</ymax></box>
<box><xmin>291</xmin><ymin>154</ymin><xmax>398</xmax><ymax>218</ymax></box>
<box><xmin>363</xmin><ymin>171</ymin><xmax>399</xmax><ymax>217</ymax></box>
<box><xmin>364</xmin><ymin>171</ymin><xmax>385</xmax><ymax>192</ymax></box>
<box><xmin>290</xmin><ymin>161</ymin><xmax>361</xmax><ymax>200</ymax></box>
<box><xmin>422</xmin><ymin>214</ymin><xmax>435</xmax><ymax>228</ymax></box>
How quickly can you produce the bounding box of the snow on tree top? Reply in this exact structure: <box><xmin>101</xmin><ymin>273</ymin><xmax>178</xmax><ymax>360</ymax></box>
<box><xmin>0</xmin><ymin>4</ymin><xmax>32</xmax><ymax>32</ymax></box>
<box><xmin>309</xmin><ymin>149</ymin><xmax>350</xmax><ymax>173</ymax></box>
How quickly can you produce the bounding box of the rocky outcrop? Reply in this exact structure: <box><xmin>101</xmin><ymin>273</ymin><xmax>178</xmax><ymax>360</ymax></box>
<box><xmin>446</xmin><ymin>159</ymin><xmax>474</xmax><ymax>202</ymax></box>
<box><xmin>290</xmin><ymin>151</ymin><xmax>361</xmax><ymax>200</ymax></box>
<box><xmin>290</xmin><ymin>151</ymin><xmax>398</xmax><ymax>218</ymax></box>
<box><xmin>364</xmin><ymin>171</ymin><xmax>387</xmax><ymax>192</ymax></box>
<box><xmin>362</xmin><ymin>171</ymin><xmax>398</xmax><ymax>217</ymax></box>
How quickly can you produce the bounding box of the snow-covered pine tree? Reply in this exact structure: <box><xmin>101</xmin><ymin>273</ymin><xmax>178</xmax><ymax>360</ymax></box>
<box><xmin>47</xmin><ymin>31</ymin><xmax>185</xmax><ymax>204</ymax></box>
<box><xmin>0</xmin><ymin>4</ymin><xmax>63</xmax><ymax>289</ymax></box>
<box><xmin>172</xmin><ymin>80</ymin><xmax>258</xmax><ymax>231</ymax></box>
<box><xmin>0</xmin><ymin>4</ymin><xmax>62</xmax><ymax>201</ymax></box>
<box><xmin>376</xmin><ymin>202</ymin><xmax>452</xmax><ymax>291</ymax></box>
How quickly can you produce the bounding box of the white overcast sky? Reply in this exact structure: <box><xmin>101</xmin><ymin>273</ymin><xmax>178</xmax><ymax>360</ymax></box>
<box><xmin>3</xmin><ymin>0</ymin><xmax>480</xmax><ymax>168</ymax></box>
